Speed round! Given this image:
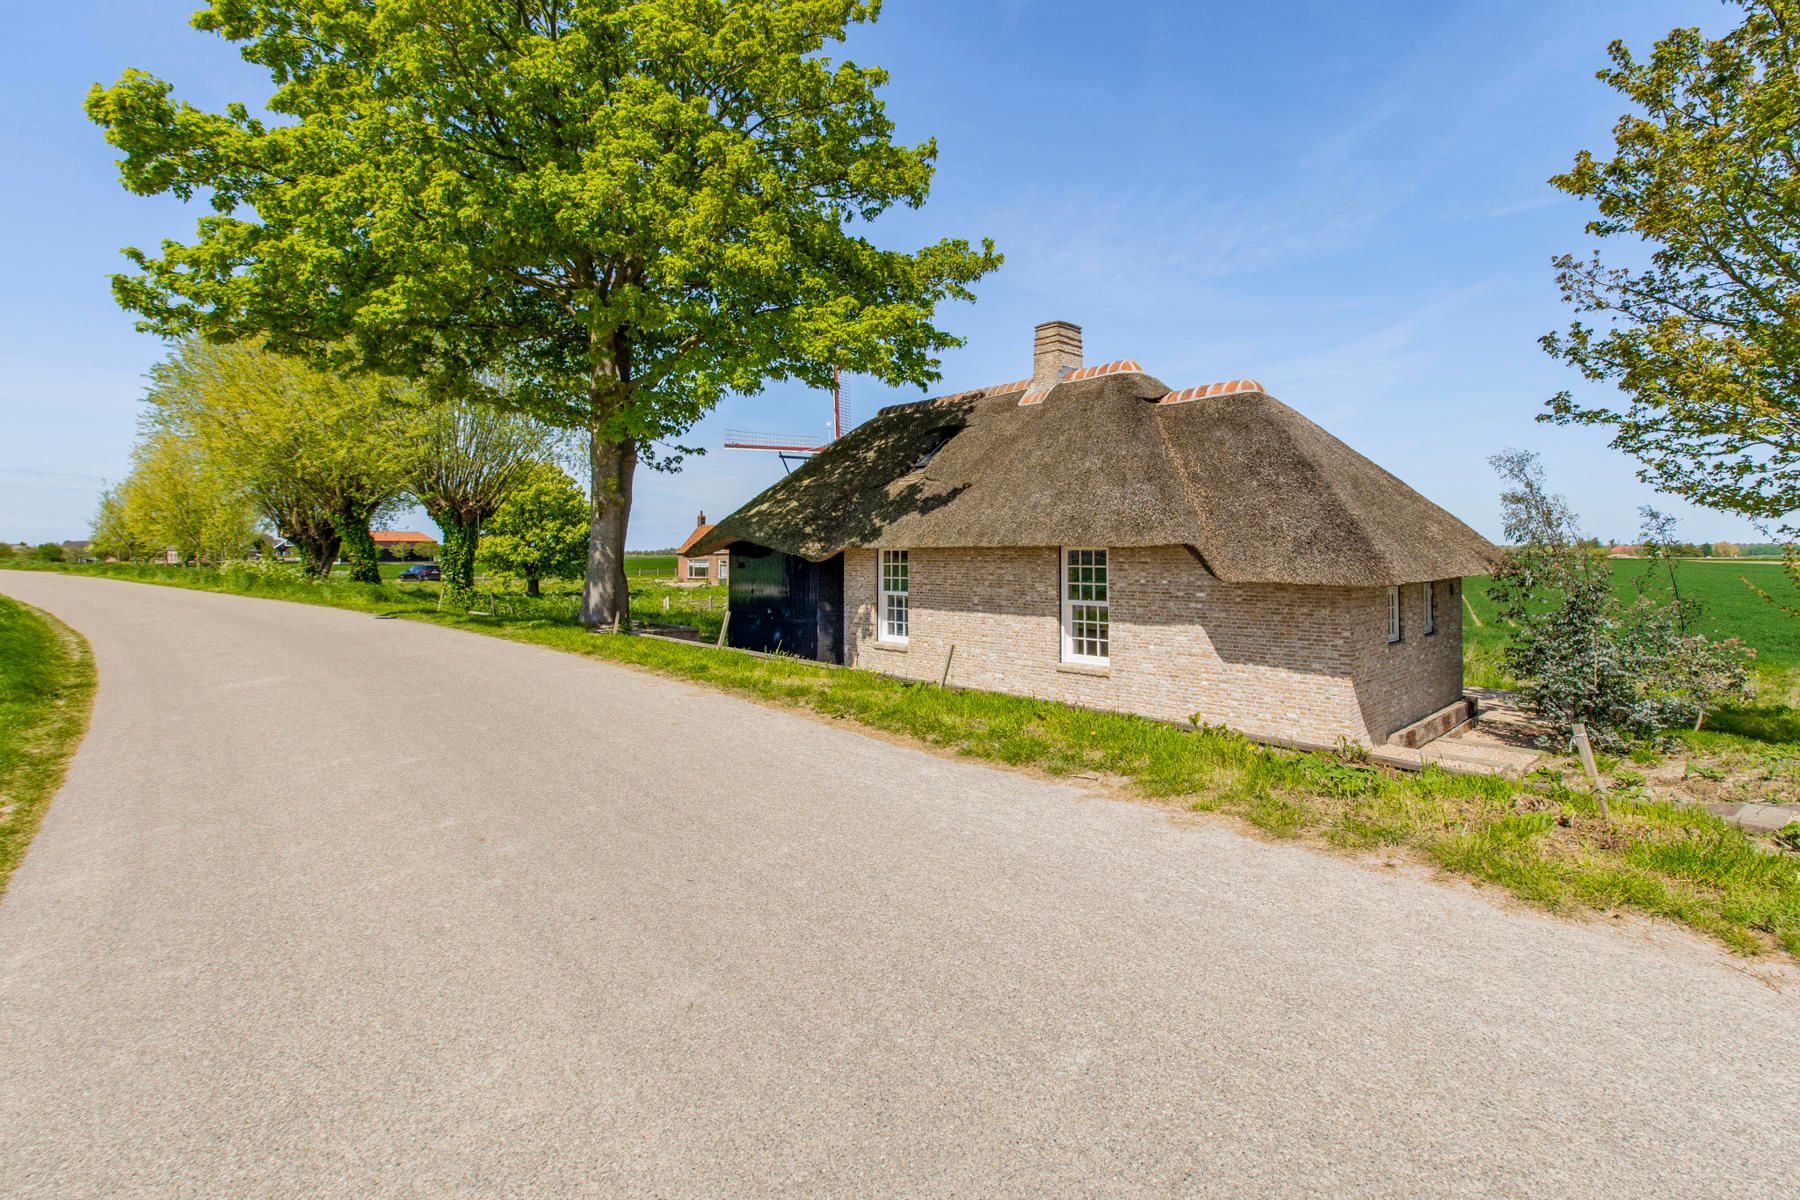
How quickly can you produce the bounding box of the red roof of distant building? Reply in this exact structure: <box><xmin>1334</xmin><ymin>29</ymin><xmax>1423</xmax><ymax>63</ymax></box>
<box><xmin>678</xmin><ymin>523</ymin><xmax>717</xmax><ymax>555</ymax></box>
<box><xmin>372</xmin><ymin>530</ymin><xmax>436</xmax><ymax>544</ymax></box>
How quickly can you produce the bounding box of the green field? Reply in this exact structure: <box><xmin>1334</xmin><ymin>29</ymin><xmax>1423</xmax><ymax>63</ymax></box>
<box><xmin>1463</xmin><ymin>557</ymin><xmax>1800</xmax><ymax>696</ymax></box>
<box><xmin>624</xmin><ymin>554</ymin><xmax>677</xmax><ymax>577</ymax></box>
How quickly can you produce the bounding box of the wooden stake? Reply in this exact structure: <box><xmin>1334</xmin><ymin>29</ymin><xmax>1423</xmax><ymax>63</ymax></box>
<box><xmin>939</xmin><ymin>643</ymin><xmax>956</xmax><ymax>687</ymax></box>
<box><xmin>1571</xmin><ymin>721</ymin><xmax>1608</xmax><ymax>820</ymax></box>
<box><xmin>715</xmin><ymin>610</ymin><xmax>731</xmax><ymax>649</ymax></box>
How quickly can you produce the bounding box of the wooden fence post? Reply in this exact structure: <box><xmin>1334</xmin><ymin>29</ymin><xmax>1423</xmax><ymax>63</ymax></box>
<box><xmin>715</xmin><ymin>610</ymin><xmax>731</xmax><ymax>649</ymax></box>
<box><xmin>939</xmin><ymin>643</ymin><xmax>956</xmax><ymax>688</ymax></box>
<box><xmin>1571</xmin><ymin>721</ymin><xmax>1607</xmax><ymax>820</ymax></box>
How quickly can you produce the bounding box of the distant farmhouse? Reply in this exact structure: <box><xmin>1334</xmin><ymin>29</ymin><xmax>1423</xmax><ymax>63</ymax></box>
<box><xmin>690</xmin><ymin>322</ymin><xmax>1495</xmax><ymax>750</ymax></box>
<box><xmin>372</xmin><ymin>531</ymin><xmax>438</xmax><ymax>562</ymax></box>
<box><xmin>676</xmin><ymin>513</ymin><xmax>729</xmax><ymax>583</ymax></box>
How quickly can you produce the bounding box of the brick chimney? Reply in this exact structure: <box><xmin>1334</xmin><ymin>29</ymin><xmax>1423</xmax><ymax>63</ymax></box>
<box><xmin>1032</xmin><ymin>321</ymin><xmax>1082</xmax><ymax>390</ymax></box>
<box><xmin>697</xmin><ymin>511</ymin><xmax>707</xmax><ymax>526</ymax></box>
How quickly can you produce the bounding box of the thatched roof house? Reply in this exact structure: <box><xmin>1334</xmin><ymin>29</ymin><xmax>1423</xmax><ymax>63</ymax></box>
<box><xmin>696</xmin><ymin>322</ymin><xmax>1494</xmax><ymax>750</ymax></box>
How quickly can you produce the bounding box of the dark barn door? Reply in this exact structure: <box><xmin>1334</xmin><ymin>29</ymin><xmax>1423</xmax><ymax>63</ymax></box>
<box><xmin>727</xmin><ymin>547</ymin><xmax>845</xmax><ymax>664</ymax></box>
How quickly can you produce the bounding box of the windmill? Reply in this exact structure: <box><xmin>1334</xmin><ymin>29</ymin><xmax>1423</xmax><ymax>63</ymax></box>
<box><xmin>724</xmin><ymin>368</ymin><xmax>849</xmax><ymax>472</ymax></box>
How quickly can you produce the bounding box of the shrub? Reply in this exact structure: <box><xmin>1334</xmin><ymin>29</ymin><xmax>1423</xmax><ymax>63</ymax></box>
<box><xmin>1489</xmin><ymin>452</ymin><xmax>1751</xmax><ymax>748</ymax></box>
<box><xmin>218</xmin><ymin>559</ymin><xmax>312</xmax><ymax>590</ymax></box>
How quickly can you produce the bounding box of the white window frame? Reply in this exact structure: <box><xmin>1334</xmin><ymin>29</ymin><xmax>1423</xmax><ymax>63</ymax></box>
<box><xmin>1423</xmin><ymin>581</ymin><xmax>1437</xmax><ymax>635</ymax></box>
<box><xmin>687</xmin><ymin>558</ymin><xmax>710</xmax><ymax>580</ymax></box>
<box><xmin>1386</xmin><ymin>585</ymin><xmax>1402</xmax><ymax>644</ymax></box>
<box><xmin>879</xmin><ymin>549</ymin><xmax>909</xmax><ymax>643</ymax></box>
<box><xmin>1061</xmin><ymin>548</ymin><xmax>1111</xmax><ymax>665</ymax></box>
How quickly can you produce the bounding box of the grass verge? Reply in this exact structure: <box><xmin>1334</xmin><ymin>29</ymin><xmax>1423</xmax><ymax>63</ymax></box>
<box><xmin>0</xmin><ymin>595</ymin><xmax>97</xmax><ymax>898</ymax></box>
<box><xmin>5</xmin><ymin>560</ymin><xmax>1799</xmax><ymax>963</ymax></box>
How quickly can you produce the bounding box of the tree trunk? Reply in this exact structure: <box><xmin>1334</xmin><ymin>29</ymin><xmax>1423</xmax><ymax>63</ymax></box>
<box><xmin>295</xmin><ymin>526</ymin><xmax>340</xmax><ymax>579</ymax></box>
<box><xmin>334</xmin><ymin>503</ymin><xmax>382</xmax><ymax>584</ymax></box>
<box><xmin>578</xmin><ymin>431</ymin><xmax>636</xmax><ymax>627</ymax></box>
<box><xmin>437</xmin><ymin>515</ymin><xmax>479</xmax><ymax>599</ymax></box>
<box><xmin>527</xmin><ymin>573</ymin><xmax>541</xmax><ymax>598</ymax></box>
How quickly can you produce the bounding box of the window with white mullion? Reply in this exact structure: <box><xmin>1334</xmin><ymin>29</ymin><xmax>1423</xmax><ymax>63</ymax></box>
<box><xmin>1386</xmin><ymin>585</ymin><xmax>1402</xmax><ymax>644</ymax></box>
<box><xmin>879</xmin><ymin>549</ymin><xmax>910</xmax><ymax>643</ymax></box>
<box><xmin>1423</xmin><ymin>581</ymin><xmax>1437</xmax><ymax>635</ymax></box>
<box><xmin>1061</xmin><ymin>548</ymin><xmax>1110</xmax><ymax>664</ymax></box>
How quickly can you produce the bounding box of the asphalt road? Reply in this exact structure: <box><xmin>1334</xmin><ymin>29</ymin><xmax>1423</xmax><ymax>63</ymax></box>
<box><xmin>2</xmin><ymin>572</ymin><xmax>1797</xmax><ymax>1199</ymax></box>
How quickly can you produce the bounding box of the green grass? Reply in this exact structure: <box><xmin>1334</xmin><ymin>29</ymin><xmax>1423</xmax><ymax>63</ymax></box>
<box><xmin>307</xmin><ymin>554</ymin><xmax>677</xmax><ymax>581</ymax></box>
<box><xmin>6</xmin><ymin>558</ymin><xmax>1800</xmax><ymax>963</ymax></box>
<box><xmin>624</xmin><ymin>553</ymin><xmax>678</xmax><ymax>577</ymax></box>
<box><xmin>0</xmin><ymin>596</ymin><xmax>97</xmax><ymax>898</ymax></box>
<box><xmin>1463</xmin><ymin>557</ymin><xmax>1800</xmax><ymax>664</ymax></box>
<box><xmin>1463</xmin><ymin>557</ymin><xmax>1800</xmax><ymax>704</ymax></box>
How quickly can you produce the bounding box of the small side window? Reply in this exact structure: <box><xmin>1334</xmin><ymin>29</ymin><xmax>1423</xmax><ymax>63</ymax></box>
<box><xmin>1386</xmin><ymin>586</ymin><xmax>1402</xmax><ymax>644</ymax></box>
<box><xmin>1423</xmin><ymin>582</ymin><xmax>1437</xmax><ymax>635</ymax></box>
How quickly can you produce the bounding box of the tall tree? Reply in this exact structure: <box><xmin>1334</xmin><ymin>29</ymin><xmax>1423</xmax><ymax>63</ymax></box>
<box><xmin>86</xmin><ymin>0</ymin><xmax>1001</xmax><ymax>626</ymax></box>
<box><xmin>477</xmin><ymin>463</ymin><xmax>591</xmax><ymax>598</ymax></box>
<box><xmin>89</xmin><ymin>487</ymin><xmax>143</xmax><ymax>563</ymax></box>
<box><xmin>145</xmin><ymin>340</ymin><xmax>415</xmax><ymax>581</ymax></box>
<box><xmin>408</xmin><ymin>397</ymin><xmax>560</xmax><ymax>597</ymax></box>
<box><xmin>1542</xmin><ymin>0</ymin><xmax>1800</xmax><ymax>529</ymax></box>
<box><xmin>115</xmin><ymin>430</ymin><xmax>261</xmax><ymax>567</ymax></box>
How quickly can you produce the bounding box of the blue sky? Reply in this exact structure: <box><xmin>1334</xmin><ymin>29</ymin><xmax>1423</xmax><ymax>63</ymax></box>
<box><xmin>0</xmin><ymin>0</ymin><xmax>1755</xmax><ymax>550</ymax></box>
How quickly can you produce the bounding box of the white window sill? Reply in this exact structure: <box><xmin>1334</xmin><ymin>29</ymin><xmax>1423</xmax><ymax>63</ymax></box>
<box><xmin>1057</xmin><ymin>660</ymin><xmax>1111</xmax><ymax>677</ymax></box>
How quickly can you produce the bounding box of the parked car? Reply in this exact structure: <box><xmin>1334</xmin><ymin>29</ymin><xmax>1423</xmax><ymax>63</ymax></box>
<box><xmin>397</xmin><ymin>564</ymin><xmax>441</xmax><ymax>582</ymax></box>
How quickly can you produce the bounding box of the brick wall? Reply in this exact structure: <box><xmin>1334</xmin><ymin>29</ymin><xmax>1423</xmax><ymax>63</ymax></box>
<box><xmin>676</xmin><ymin>551</ymin><xmax>730</xmax><ymax>582</ymax></box>
<box><xmin>843</xmin><ymin>546</ymin><xmax>1463</xmax><ymax>746</ymax></box>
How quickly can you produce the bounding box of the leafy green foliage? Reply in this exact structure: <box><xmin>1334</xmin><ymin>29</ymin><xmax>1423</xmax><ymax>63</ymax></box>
<box><xmin>86</xmin><ymin>0</ymin><xmax>1001</xmax><ymax>625</ymax></box>
<box><xmin>100</xmin><ymin>428</ymin><xmax>262</xmax><ymax>566</ymax></box>
<box><xmin>142</xmin><ymin>340</ymin><xmax>416</xmax><ymax>578</ymax></box>
<box><xmin>1542</xmin><ymin>1</ymin><xmax>1800</xmax><ymax>526</ymax></box>
<box><xmin>1488</xmin><ymin>451</ymin><xmax>1751</xmax><ymax>747</ymax></box>
<box><xmin>477</xmin><ymin>464</ymin><xmax>590</xmax><ymax>596</ymax></box>
<box><xmin>30</xmin><ymin>544</ymin><xmax>64</xmax><ymax>563</ymax></box>
<box><xmin>408</xmin><ymin>398</ymin><xmax>560</xmax><ymax>597</ymax></box>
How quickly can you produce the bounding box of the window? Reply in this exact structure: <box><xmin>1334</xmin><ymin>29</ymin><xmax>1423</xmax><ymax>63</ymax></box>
<box><xmin>1423</xmin><ymin>581</ymin><xmax>1436</xmax><ymax>635</ymax></box>
<box><xmin>1386</xmin><ymin>585</ymin><xmax>1402</xmax><ymax>644</ymax></box>
<box><xmin>879</xmin><ymin>550</ymin><xmax>909</xmax><ymax>642</ymax></box>
<box><xmin>911</xmin><ymin>425</ymin><xmax>961</xmax><ymax>472</ymax></box>
<box><xmin>1062</xmin><ymin>548</ymin><xmax>1110</xmax><ymax>664</ymax></box>
<box><xmin>687</xmin><ymin>559</ymin><xmax>710</xmax><ymax>580</ymax></box>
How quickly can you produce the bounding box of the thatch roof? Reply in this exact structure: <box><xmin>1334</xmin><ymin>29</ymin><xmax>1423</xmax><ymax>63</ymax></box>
<box><xmin>692</xmin><ymin>366</ymin><xmax>1495</xmax><ymax>587</ymax></box>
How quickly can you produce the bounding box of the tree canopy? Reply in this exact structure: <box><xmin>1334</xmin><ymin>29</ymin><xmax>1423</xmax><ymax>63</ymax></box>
<box><xmin>144</xmin><ymin>340</ymin><xmax>415</xmax><ymax>580</ymax></box>
<box><xmin>101</xmin><ymin>428</ymin><xmax>261</xmax><ymax>567</ymax></box>
<box><xmin>87</xmin><ymin>0</ymin><xmax>1001</xmax><ymax>624</ymax></box>
<box><xmin>408</xmin><ymin>397</ymin><xmax>562</xmax><ymax>597</ymax></box>
<box><xmin>477</xmin><ymin>463</ymin><xmax>590</xmax><ymax>597</ymax></box>
<box><xmin>1542</xmin><ymin>0</ymin><xmax>1800</xmax><ymax>530</ymax></box>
